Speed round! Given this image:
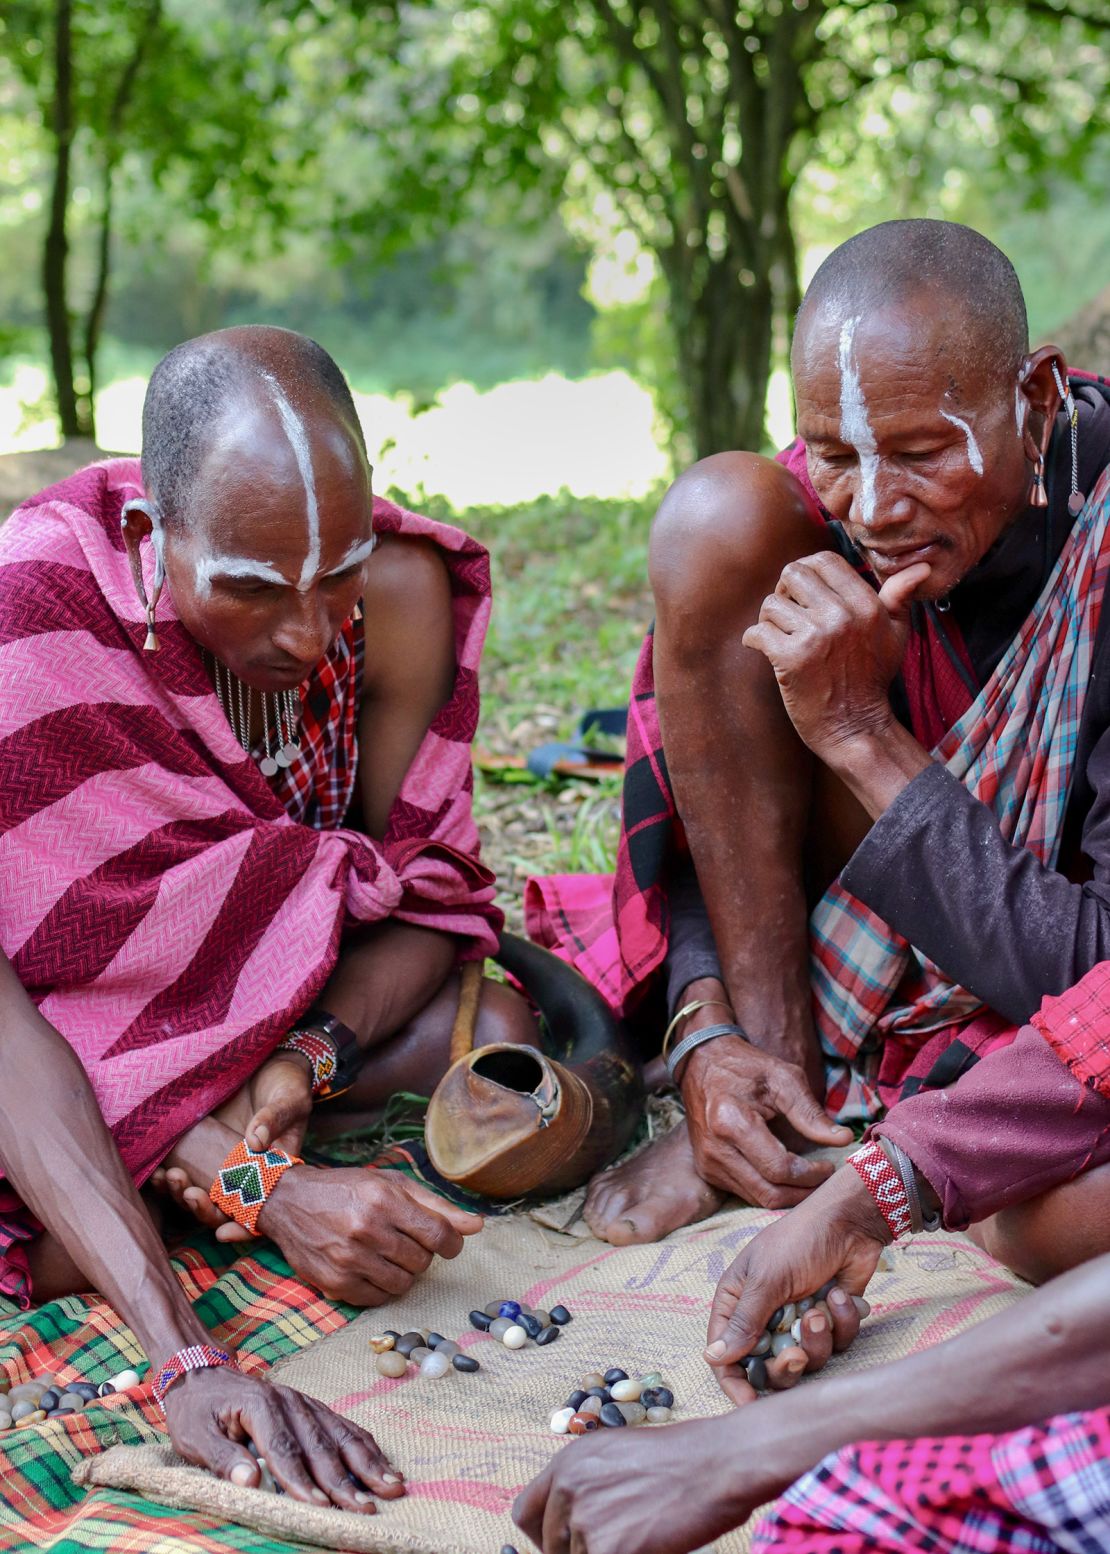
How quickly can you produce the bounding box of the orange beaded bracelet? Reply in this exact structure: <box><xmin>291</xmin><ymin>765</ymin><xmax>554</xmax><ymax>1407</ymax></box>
<box><xmin>209</xmin><ymin>1140</ymin><xmax>302</xmax><ymax>1236</ymax></box>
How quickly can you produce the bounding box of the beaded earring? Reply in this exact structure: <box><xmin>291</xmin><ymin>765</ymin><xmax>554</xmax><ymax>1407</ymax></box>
<box><xmin>120</xmin><ymin>498</ymin><xmax>165</xmax><ymax>652</ymax></box>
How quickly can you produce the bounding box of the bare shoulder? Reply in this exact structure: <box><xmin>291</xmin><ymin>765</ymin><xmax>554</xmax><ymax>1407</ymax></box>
<box><xmin>650</xmin><ymin>452</ymin><xmax>825</xmax><ymax>604</ymax></box>
<box><xmin>361</xmin><ymin>535</ymin><xmax>454</xmax><ymax>693</ymax></box>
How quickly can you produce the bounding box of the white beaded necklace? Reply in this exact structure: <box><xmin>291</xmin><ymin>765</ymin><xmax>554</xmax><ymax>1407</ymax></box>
<box><xmin>211</xmin><ymin>656</ymin><xmax>302</xmax><ymax>777</ymax></box>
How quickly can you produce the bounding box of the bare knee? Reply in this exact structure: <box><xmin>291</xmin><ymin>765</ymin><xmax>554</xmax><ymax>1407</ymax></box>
<box><xmin>472</xmin><ymin>979</ymin><xmax>541</xmax><ymax>1048</ymax></box>
<box><xmin>649</xmin><ymin>452</ymin><xmax>826</xmax><ymax>648</ymax></box>
<box><xmin>972</xmin><ymin>1164</ymin><xmax>1110</xmax><ymax>1286</ymax></box>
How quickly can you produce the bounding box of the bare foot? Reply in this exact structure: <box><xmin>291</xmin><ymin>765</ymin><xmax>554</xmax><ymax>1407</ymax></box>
<box><xmin>584</xmin><ymin>1118</ymin><xmax>724</xmax><ymax>1244</ymax></box>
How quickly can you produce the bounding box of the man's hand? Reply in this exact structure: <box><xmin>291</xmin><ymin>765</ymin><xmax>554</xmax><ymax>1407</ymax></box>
<box><xmin>513</xmin><ymin>1417</ymin><xmax>763</xmax><ymax>1554</ymax></box>
<box><xmin>257</xmin><ymin>1167</ymin><xmax>483</xmax><ymax>1305</ymax></box>
<box><xmin>742</xmin><ymin>553</ymin><xmax>930</xmax><ymax>759</ymax></box>
<box><xmin>153</xmin><ymin>1050</ymin><xmax>316</xmax><ymax>1241</ymax></box>
<box><xmin>163</xmin><ymin>1365</ymin><xmax>404</xmax><ymax>1511</ymax></box>
<box><xmin>680</xmin><ymin>1036</ymin><xmax>852</xmax><ymax>1210</ymax></box>
<box><xmin>704</xmin><ymin>1164</ymin><xmax>891</xmax><ymax>1403</ymax></box>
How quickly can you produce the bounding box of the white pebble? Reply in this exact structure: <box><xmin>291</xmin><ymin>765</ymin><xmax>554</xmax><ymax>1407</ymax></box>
<box><xmin>419</xmin><ymin>1352</ymin><xmax>451</xmax><ymax>1379</ymax></box>
<box><xmin>790</xmin><ymin>1318</ymin><xmax>803</xmax><ymax>1344</ymax></box>
<box><xmin>550</xmin><ymin>1407</ymin><xmax>575</xmax><ymax>1434</ymax></box>
<box><xmin>502</xmin><ymin>1325</ymin><xmax>528</xmax><ymax>1350</ymax></box>
<box><xmin>609</xmin><ymin>1379</ymin><xmax>642</xmax><ymax>1402</ymax></box>
<box><xmin>110</xmin><ymin>1369</ymin><xmax>141</xmax><ymax>1392</ymax></box>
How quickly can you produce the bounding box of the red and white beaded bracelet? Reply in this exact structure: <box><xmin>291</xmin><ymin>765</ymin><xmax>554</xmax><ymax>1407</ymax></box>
<box><xmin>277</xmin><ymin>1028</ymin><xmax>339</xmax><ymax>1096</ymax></box>
<box><xmin>846</xmin><ymin>1139</ymin><xmax>913</xmax><ymax>1241</ymax></box>
<box><xmin>152</xmin><ymin>1345</ymin><xmax>238</xmax><ymax>1415</ymax></box>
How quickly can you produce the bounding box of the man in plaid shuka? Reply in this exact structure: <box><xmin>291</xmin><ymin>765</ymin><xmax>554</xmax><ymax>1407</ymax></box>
<box><xmin>527</xmin><ymin>219</ymin><xmax>1110</xmax><ymax>1280</ymax></box>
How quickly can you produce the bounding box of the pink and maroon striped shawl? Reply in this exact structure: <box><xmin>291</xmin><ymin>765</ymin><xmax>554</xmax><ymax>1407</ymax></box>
<box><xmin>0</xmin><ymin>458</ymin><xmax>500</xmax><ymax>1302</ymax></box>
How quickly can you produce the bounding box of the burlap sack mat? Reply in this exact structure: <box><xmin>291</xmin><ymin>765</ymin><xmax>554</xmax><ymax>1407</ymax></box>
<box><xmin>75</xmin><ymin>1200</ymin><xmax>1029</xmax><ymax>1553</ymax></box>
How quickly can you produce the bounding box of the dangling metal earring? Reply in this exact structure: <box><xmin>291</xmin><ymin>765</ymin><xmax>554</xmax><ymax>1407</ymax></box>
<box><xmin>1051</xmin><ymin>362</ymin><xmax>1084</xmax><ymax>517</ymax></box>
<box><xmin>1030</xmin><ymin>455</ymin><xmax>1048</xmax><ymax>508</ymax></box>
<box><xmin>121</xmin><ymin>498</ymin><xmax>165</xmax><ymax>653</ymax></box>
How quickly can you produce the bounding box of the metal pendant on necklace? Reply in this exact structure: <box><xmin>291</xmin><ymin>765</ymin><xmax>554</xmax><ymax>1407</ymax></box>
<box><xmin>213</xmin><ymin>656</ymin><xmax>301</xmax><ymax>775</ymax></box>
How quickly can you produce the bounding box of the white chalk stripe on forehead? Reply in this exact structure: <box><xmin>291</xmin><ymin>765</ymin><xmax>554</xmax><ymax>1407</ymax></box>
<box><xmin>258</xmin><ymin>370</ymin><xmax>320</xmax><ymax>589</ymax></box>
<box><xmin>837</xmin><ymin>315</ymin><xmax>879</xmax><ymax>527</ymax></box>
<box><xmin>325</xmin><ymin>535</ymin><xmax>377</xmax><ymax>575</ymax></box>
<box><xmin>940</xmin><ymin>410</ymin><xmax>984</xmax><ymax>476</ymax></box>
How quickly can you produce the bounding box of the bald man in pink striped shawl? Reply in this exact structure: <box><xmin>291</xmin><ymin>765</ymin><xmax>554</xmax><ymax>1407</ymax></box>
<box><xmin>0</xmin><ymin>327</ymin><xmax>540</xmax><ymax>1336</ymax></box>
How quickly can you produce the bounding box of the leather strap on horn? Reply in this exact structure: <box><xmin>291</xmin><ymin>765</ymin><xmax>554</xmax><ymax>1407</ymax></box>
<box><xmin>449</xmin><ymin>961</ymin><xmax>484</xmax><ymax>1063</ymax></box>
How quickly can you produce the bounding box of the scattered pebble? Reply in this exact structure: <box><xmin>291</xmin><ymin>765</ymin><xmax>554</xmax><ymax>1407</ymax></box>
<box><xmin>419</xmin><ymin>1352</ymin><xmax>451</xmax><ymax>1380</ymax></box>
<box><xmin>548</xmin><ymin>1306</ymin><xmax>572</xmax><ymax>1326</ymax></box>
<box><xmin>598</xmin><ymin>1402</ymin><xmax>626</xmax><ymax>1428</ymax></box>
<box><xmin>375</xmin><ymin>1352</ymin><xmax>408</xmax><ymax>1379</ymax></box>
<box><xmin>453</xmin><ymin>1355</ymin><xmax>480</xmax><ymax>1373</ymax></box>
<box><xmin>552</xmin><ymin>1368</ymin><xmax>677</xmax><ymax>1431</ymax></box>
<box><xmin>501</xmin><ymin>1325</ymin><xmax>528</xmax><ymax>1350</ymax></box>
<box><xmin>567</xmin><ymin>1412</ymin><xmax>598</xmax><ymax>1434</ymax></box>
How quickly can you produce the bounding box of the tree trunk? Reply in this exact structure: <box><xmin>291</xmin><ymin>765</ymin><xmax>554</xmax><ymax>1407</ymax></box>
<box><xmin>673</xmin><ymin>252</ymin><xmax>774</xmax><ymax>459</ymax></box>
<box><xmin>42</xmin><ymin>0</ymin><xmax>89</xmax><ymax>440</ymax></box>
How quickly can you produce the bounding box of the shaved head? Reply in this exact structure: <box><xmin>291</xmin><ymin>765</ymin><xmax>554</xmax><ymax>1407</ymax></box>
<box><xmin>140</xmin><ymin>325</ymin><xmax>366</xmax><ymax>524</ymax></box>
<box><xmin>796</xmin><ymin>219</ymin><xmax>1029</xmax><ymax>385</ymax></box>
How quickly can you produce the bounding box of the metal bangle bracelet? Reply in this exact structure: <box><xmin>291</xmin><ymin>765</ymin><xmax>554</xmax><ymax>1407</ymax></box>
<box><xmin>665</xmin><ymin>1021</ymin><xmax>748</xmax><ymax>1083</ymax></box>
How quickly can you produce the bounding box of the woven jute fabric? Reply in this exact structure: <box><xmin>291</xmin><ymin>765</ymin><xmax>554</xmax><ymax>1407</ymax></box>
<box><xmin>74</xmin><ymin>1201</ymin><xmax>1030</xmax><ymax>1553</ymax></box>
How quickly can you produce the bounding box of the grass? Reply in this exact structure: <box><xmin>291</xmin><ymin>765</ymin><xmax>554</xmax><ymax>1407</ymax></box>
<box><xmin>399</xmin><ymin>486</ymin><xmax>659</xmax><ymax>924</ymax></box>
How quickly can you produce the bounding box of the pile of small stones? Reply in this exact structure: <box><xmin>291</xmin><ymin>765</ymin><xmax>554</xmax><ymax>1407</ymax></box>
<box><xmin>550</xmin><ymin>1367</ymin><xmax>675</xmax><ymax>1434</ymax></box>
<box><xmin>469</xmin><ymin>1299</ymin><xmax>572</xmax><ymax>1350</ymax></box>
<box><xmin>739</xmin><ymin>1282</ymin><xmax>869</xmax><ymax>1392</ymax></box>
<box><xmin>370</xmin><ymin>1327</ymin><xmax>482</xmax><ymax>1379</ymax></box>
<box><xmin>0</xmin><ymin>1366</ymin><xmax>141</xmax><ymax>1431</ymax></box>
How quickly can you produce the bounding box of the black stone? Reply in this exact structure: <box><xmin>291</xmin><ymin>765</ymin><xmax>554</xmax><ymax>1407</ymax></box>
<box><xmin>585</xmin><ymin>1387</ymin><xmax>610</xmax><ymax>1403</ymax></box>
<box><xmin>501</xmin><ymin>1546</ymin><xmax>521</xmax><ymax>1554</ymax></box>
<box><xmin>640</xmin><ymin>1388</ymin><xmax>659</xmax><ymax>1409</ymax></box>
<box><xmin>39</xmin><ymin>1391</ymin><xmax>59</xmax><ymax>1412</ymax></box>
<box><xmin>651</xmin><ymin>1386</ymin><xmax>674</xmax><ymax>1409</ymax></box>
<box><xmin>452</xmin><ymin>1354</ymin><xmax>481</xmax><ymax>1373</ymax></box>
<box><xmin>548</xmin><ymin>1305</ymin><xmax>572</xmax><ymax>1325</ymax></box>
<box><xmin>603</xmin><ymin>1368</ymin><xmax>628</xmax><ymax>1385</ymax></box>
<box><xmin>427</xmin><ymin>1332</ymin><xmax>447</xmax><ymax>1350</ymax></box>
<box><xmin>768</xmin><ymin>1307</ymin><xmax>784</xmax><ymax>1331</ymax></box>
<box><xmin>395</xmin><ymin>1331</ymin><xmax>425</xmax><ymax>1357</ymax></box>
<box><xmin>97</xmin><ymin>1383</ymin><xmax>116</xmax><ymax>1398</ymax></box>
<box><xmin>565</xmin><ymin>1389</ymin><xmax>588</xmax><ymax>1411</ymax></box>
<box><xmin>814</xmin><ymin>1280</ymin><xmax>836</xmax><ymax>1301</ymax></box>
<box><xmin>535</xmin><ymin>1325</ymin><xmax>561</xmax><ymax>1346</ymax></box>
<box><xmin>599</xmin><ymin>1402</ymin><xmax>627</xmax><ymax>1428</ymax></box>
<box><xmin>469</xmin><ymin>1310</ymin><xmax>493</xmax><ymax>1332</ymax></box>
<box><xmin>71</xmin><ymin>1384</ymin><xmax>99</xmax><ymax>1402</ymax></box>
<box><xmin>47</xmin><ymin>1409</ymin><xmax>75</xmax><ymax>1418</ymax></box>
<box><xmin>743</xmin><ymin>1356</ymin><xmax>769</xmax><ymax>1392</ymax></box>
<box><xmin>248</xmin><ymin>1441</ymin><xmax>261</xmax><ymax>1458</ymax></box>
<box><xmin>518</xmin><ymin>1313</ymin><xmax>543</xmax><ymax>1339</ymax></box>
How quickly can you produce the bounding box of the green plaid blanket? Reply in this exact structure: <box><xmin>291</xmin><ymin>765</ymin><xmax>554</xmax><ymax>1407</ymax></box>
<box><xmin>0</xmin><ymin>1233</ymin><xmax>360</xmax><ymax>1552</ymax></box>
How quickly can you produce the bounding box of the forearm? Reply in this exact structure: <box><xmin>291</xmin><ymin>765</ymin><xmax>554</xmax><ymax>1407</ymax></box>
<box><xmin>876</xmin><ymin>1022</ymin><xmax>1110</xmax><ymax>1227</ymax></box>
<box><xmin>316</xmin><ymin>921</ymin><xmax>457</xmax><ymax>1047</ymax></box>
<box><xmin>0</xmin><ymin>960</ymin><xmax>209</xmax><ymax>1360</ymax></box>
<box><xmin>721</xmin><ymin>1250</ymin><xmax>1110</xmax><ymax>1511</ymax></box>
<box><xmin>835</xmin><ymin>757</ymin><xmax>1110</xmax><ymax>1024</ymax></box>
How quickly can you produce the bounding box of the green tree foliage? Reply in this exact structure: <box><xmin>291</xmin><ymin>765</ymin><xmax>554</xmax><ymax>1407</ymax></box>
<box><xmin>0</xmin><ymin>0</ymin><xmax>306</xmax><ymax>438</ymax></box>
<box><xmin>314</xmin><ymin>0</ymin><xmax>1110</xmax><ymax>457</ymax></box>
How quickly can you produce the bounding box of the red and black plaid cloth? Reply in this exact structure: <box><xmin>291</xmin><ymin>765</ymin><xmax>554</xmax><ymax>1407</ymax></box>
<box><xmin>1032</xmin><ymin>960</ymin><xmax>1110</xmax><ymax>1097</ymax></box>
<box><xmin>265</xmin><ymin>610</ymin><xmax>364</xmax><ymax>830</ymax></box>
<box><xmin>752</xmin><ymin>1405</ymin><xmax>1110</xmax><ymax>1552</ymax></box>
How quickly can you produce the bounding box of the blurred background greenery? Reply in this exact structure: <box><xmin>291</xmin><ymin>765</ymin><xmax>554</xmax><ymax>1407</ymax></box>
<box><xmin>2</xmin><ymin>0</ymin><xmax>1108</xmax><ymax>899</ymax></box>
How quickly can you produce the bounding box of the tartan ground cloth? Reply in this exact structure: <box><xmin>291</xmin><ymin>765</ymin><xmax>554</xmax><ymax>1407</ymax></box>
<box><xmin>752</xmin><ymin>1406</ymin><xmax>1110</xmax><ymax>1553</ymax></box>
<box><xmin>0</xmin><ymin>1234</ymin><xmax>354</xmax><ymax>1553</ymax></box>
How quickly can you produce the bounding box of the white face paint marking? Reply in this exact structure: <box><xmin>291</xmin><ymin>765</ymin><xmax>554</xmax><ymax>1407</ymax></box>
<box><xmin>259</xmin><ymin>371</ymin><xmax>320</xmax><ymax>588</ymax></box>
<box><xmin>837</xmin><ymin>316</ymin><xmax>879</xmax><ymax>527</ymax></box>
<box><xmin>1015</xmin><ymin>382</ymin><xmax>1027</xmax><ymax>436</ymax></box>
<box><xmin>324</xmin><ymin>536</ymin><xmax>376</xmax><ymax>576</ymax></box>
<box><xmin>194</xmin><ymin>554</ymin><xmax>291</xmax><ymax>598</ymax></box>
<box><xmin>939</xmin><ymin>410</ymin><xmax>984</xmax><ymax>476</ymax></box>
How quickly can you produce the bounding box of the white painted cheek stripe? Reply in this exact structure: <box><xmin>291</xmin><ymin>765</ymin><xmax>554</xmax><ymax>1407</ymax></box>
<box><xmin>837</xmin><ymin>315</ymin><xmax>879</xmax><ymax>527</ymax></box>
<box><xmin>940</xmin><ymin>410</ymin><xmax>984</xmax><ymax>476</ymax></box>
<box><xmin>259</xmin><ymin>371</ymin><xmax>321</xmax><ymax>589</ymax></box>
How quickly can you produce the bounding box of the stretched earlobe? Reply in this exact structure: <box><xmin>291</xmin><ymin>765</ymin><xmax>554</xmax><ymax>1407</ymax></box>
<box><xmin>121</xmin><ymin>497</ymin><xmax>166</xmax><ymax>652</ymax></box>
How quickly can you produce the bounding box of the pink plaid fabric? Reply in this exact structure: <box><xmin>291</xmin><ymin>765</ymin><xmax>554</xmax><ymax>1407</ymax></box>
<box><xmin>753</xmin><ymin>1406</ymin><xmax>1110</xmax><ymax>1553</ymax></box>
<box><xmin>811</xmin><ymin>465</ymin><xmax>1110</xmax><ymax>1121</ymax></box>
<box><xmin>1032</xmin><ymin>961</ymin><xmax>1110</xmax><ymax>1098</ymax></box>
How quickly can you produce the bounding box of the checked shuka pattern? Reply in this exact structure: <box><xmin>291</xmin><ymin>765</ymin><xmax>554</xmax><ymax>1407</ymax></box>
<box><xmin>0</xmin><ymin>460</ymin><xmax>501</xmax><ymax>1304</ymax></box>
<box><xmin>754</xmin><ymin>1406</ymin><xmax>1110</xmax><ymax>1553</ymax></box>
